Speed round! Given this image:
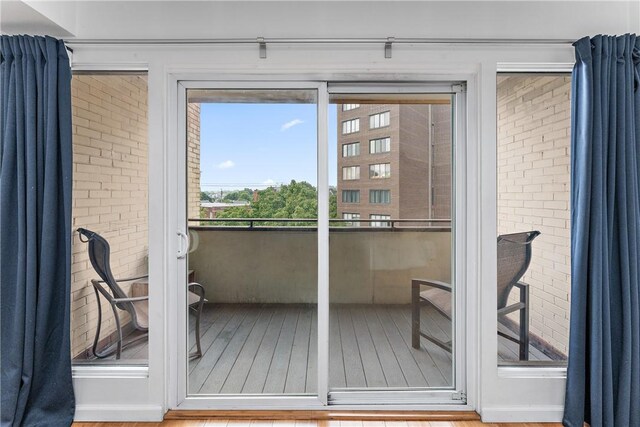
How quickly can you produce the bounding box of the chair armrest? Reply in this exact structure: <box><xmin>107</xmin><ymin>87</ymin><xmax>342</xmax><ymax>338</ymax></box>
<box><xmin>94</xmin><ymin>275</ymin><xmax>149</xmax><ymax>284</ymax></box>
<box><xmin>114</xmin><ymin>274</ymin><xmax>149</xmax><ymax>282</ymax></box>
<box><xmin>112</xmin><ymin>295</ymin><xmax>149</xmax><ymax>303</ymax></box>
<box><xmin>513</xmin><ymin>281</ymin><xmax>529</xmax><ymax>290</ymax></box>
<box><xmin>188</xmin><ymin>282</ymin><xmax>205</xmax><ymax>297</ymax></box>
<box><xmin>498</xmin><ymin>302</ymin><xmax>525</xmax><ymax>316</ymax></box>
<box><xmin>412</xmin><ymin>279</ymin><xmax>452</xmax><ymax>292</ymax></box>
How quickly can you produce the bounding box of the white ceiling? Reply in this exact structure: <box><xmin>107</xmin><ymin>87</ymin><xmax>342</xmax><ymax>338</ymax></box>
<box><xmin>1</xmin><ymin>1</ymin><xmax>638</xmax><ymax>41</ymax></box>
<box><xmin>0</xmin><ymin>0</ymin><xmax>74</xmax><ymax>36</ymax></box>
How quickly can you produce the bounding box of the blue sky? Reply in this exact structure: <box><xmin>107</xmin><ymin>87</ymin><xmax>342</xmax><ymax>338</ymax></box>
<box><xmin>199</xmin><ymin>103</ymin><xmax>337</xmax><ymax>192</ymax></box>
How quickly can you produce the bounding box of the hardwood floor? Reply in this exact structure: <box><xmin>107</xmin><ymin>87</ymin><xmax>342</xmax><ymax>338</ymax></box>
<box><xmin>72</xmin><ymin>420</ymin><xmax>562</xmax><ymax>426</ymax></box>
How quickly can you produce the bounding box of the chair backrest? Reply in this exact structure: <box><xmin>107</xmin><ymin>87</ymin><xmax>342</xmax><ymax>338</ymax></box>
<box><xmin>77</xmin><ymin>228</ymin><xmax>142</xmax><ymax>328</ymax></box>
<box><xmin>497</xmin><ymin>230</ymin><xmax>540</xmax><ymax>309</ymax></box>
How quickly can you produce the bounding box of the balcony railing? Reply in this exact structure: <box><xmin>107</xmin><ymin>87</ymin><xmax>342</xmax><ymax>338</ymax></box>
<box><xmin>188</xmin><ymin>217</ymin><xmax>451</xmax><ymax>230</ymax></box>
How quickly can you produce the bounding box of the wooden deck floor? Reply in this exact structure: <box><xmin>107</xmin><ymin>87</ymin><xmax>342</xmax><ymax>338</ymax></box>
<box><xmin>101</xmin><ymin>303</ymin><xmax>550</xmax><ymax>393</ymax></box>
<box><xmin>188</xmin><ymin>304</ymin><xmax>455</xmax><ymax>394</ymax></box>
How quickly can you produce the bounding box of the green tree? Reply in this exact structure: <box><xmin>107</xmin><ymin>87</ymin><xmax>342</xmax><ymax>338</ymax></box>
<box><xmin>216</xmin><ymin>180</ymin><xmax>321</xmax><ymax>226</ymax></box>
<box><xmin>200</xmin><ymin>191</ymin><xmax>213</xmax><ymax>202</ymax></box>
<box><xmin>222</xmin><ymin>188</ymin><xmax>253</xmax><ymax>203</ymax></box>
<box><xmin>329</xmin><ymin>186</ymin><xmax>338</xmax><ymax>220</ymax></box>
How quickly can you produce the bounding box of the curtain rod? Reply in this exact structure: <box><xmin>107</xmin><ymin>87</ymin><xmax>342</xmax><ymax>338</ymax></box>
<box><xmin>64</xmin><ymin>37</ymin><xmax>575</xmax><ymax>58</ymax></box>
<box><xmin>65</xmin><ymin>37</ymin><xmax>576</xmax><ymax>45</ymax></box>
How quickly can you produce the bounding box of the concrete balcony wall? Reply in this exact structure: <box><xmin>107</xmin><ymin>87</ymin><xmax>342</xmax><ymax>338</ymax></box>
<box><xmin>188</xmin><ymin>228</ymin><xmax>452</xmax><ymax>304</ymax></box>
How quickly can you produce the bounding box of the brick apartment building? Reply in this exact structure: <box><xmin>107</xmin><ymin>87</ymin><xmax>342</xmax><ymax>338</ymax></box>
<box><xmin>336</xmin><ymin>102</ymin><xmax>452</xmax><ymax>226</ymax></box>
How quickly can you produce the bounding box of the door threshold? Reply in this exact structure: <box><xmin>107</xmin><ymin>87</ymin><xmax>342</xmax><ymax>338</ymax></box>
<box><xmin>165</xmin><ymin>410</ymin><xmax>480</xmax><ymax>421</ymax></box>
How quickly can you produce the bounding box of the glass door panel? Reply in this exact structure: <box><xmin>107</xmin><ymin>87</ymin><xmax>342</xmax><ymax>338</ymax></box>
<box><xmin>328</xmin><ymin>93</ymin><xmax>455</xmax><ymax>392</ymax></box>
<box><xmin>185</xmin><ymin>89</ymin><xmax>318</xmax><ymax>395</ymax></box>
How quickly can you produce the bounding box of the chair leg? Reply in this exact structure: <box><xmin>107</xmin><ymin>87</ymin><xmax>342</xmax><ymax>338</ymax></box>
<box><xmin>519</xmin><ymin>285</ymin><xmax>530</xmax><ymax>361</ymax></box>
<box><xmin>194</xmin><ymin>301</ymin><xmax>203</xmax><ymax>358</ymax></box>
<box><xmin>91</xmin><ymin>301</ymin><xmax>124</xmax><ymax>359</ymax></box>
<box><xmin>412</xmin><ymin>281</ymin><xmax>420</xmax><ymax>349</ymax></box>
<box><xmin>113</xmin><ymin>306</ymin><xmax>123</xmax><ymax>360</ymax></box>
<box><xmin>91</xmin><ymin>286</ymin><xmax>105</xmax><ymax>358</ymax></box>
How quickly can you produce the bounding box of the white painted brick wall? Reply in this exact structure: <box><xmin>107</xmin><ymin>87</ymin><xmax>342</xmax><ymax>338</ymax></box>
<box><xmin>497</xmin><ymin>75</ymin><xmax>571</xmax><ymax>356</ymax></box>
<box><xmin>70</xmin><ymin>74</ymin><xmax>148</xmax><ymax>359</ymax></box>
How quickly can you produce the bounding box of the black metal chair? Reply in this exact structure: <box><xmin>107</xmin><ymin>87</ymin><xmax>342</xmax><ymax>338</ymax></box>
<box><xmin>77</xmin><ymin>228</ymin><xmax>205</xmax><ymax>360</ymax></box>
<box><xmin>411</xmin><ymin>230</ymin><xmax>540</xmax><ymax>361</ymax></box>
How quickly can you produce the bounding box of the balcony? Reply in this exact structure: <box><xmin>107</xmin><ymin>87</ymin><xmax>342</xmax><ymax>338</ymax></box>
<box><xmin>76</xmin><ymin>219</ymin><xmax>555</xmax><ymax>394</ymax></box>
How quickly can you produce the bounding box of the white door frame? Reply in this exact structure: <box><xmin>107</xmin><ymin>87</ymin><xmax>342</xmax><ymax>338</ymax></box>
<box><xmin>169</xmin><ymin>76</ymin><xmax>473</xmax><ymax>411</ymax></box>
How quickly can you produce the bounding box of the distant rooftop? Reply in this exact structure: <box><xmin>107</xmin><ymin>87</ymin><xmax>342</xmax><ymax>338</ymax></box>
<box><xmin>201</xmin><ymin>201</ymin><xmax>250</xmax><ymax>208</ymax></box>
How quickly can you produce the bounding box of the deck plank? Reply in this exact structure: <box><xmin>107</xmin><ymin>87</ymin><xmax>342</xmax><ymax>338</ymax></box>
<box><xmin>362</xmin><ymin>306</ymin><xmax>408</xmax><ymax>388</ymax></box>
<box><xmin>189</xmin><ymin>303</ymin><xmax>228</xmax><ymax>356</ymax></box>
<box><xmin>220</xmin><ymin>306</ymin><xmax>275</xmax><ymax>394</ymax></box>
<box><xmin>337</xmin><ymin>305</ymin><xmax>367</xmax><ymax>388</ymax></box>
<box><xmin>350</xmin><ymin>305</ymin><xmax>387</xmax><ymax>387</ymax></box>
<box><xmin>200</xmin><ymin>305</ymin><xmax>267</xmax><ymax>394</ymax></box>
<box><xmin>372</xmin><ymin>305</ymin><xmax>430</xmax><ymax>388</ymax></box>
<box><xmin>189</xmin><ymin>304</ymin><xmax>237</xmax><ymax>375</ymax></box>
<box><xmin>387</xmin><ymin>306</ymin><xmax>450</xmax><ymax>387</ymax></box>
<box><xmin>241</xmin><ymin>308</ymin><xmax>288</xmax><ymax>393</ymax></box>
<box><xmin>263</xmin><ymin>306</ymin><xmax>301</xmax><ymax>393</ymax></box>
<box><xmin>285</xmin><ymin>305</ymin><xmax>314</xmax><ymax>393</ymax></box>
<box><xmin>190</xmin><ymin>306</ymin><xmax>252</xmax><ymax>393</ymax></box>
<box><xmin>305</xmin><ymin>308</ymin><xmax>318</xmax><ymax>393</ymax></box>
<box><xmin>329</xmin><ymin>306</ymin><xmax>347</xmax><ymax>388</ymax></box>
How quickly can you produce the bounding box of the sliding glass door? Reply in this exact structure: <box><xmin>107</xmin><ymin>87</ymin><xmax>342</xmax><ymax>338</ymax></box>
<box><xmin>176</xmin><ymin>81</ymin><xmax>465</xmax><ymax>407</ymax></box>
<box><xmin>328</xmin><ymin>92</ymin><xmax>456</xmax><ymax>401</ymax></box>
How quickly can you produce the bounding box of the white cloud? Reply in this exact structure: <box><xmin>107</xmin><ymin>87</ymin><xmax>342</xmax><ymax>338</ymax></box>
<box><xmin>281</xmin><ymin>119</ymin><xmax>304</xmax><ymax>131</ymax></box>
<box><xmin>262</xmin><ymin>179</ymin><xmax>275</xmax><ymax>186</ymax></box>
<box><xmin>217</xmin><ymin>160</ymin><xmax>235</xmax><ymax>169</ymax></box>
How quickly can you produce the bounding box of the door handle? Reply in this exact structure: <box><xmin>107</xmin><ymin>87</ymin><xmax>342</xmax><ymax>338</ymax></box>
<box><xmin>177</xmin><ymin>230</ymin><xmax>190</xmax><ymax>259</ymax></box>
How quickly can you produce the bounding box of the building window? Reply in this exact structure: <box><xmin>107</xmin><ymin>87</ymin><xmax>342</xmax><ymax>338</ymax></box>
<box><xmin>369</xmin><ymin>137</ymin><xmax>391</xmax><ymax>154</ymax></box>
<box><xmin>342</xmin><ymin>190</ymin><xmax>360</xmax><ymax>203</ymax></box>
<box><xmin>369</xmin><ymin>111</ymin><xmax>390</xmax><ymax>129</ymax></box>
<box><xmin>342</xmin><ymin>118</ymin><xmax>360</xmax><ymax>134</ymax></box>
<box><xmin>369</xmin><ymin>163</ymin><xmax>391</xmax><ymax>179</ymax></box>
<box><xmin>342</xmin><ymin>212</ymin><xmax>361</xmax><ymax>226</ymax></box>
<box><xmin>342</xmin><ymin>142</ymin><xmax>360</xmax><ymax>157</ymax></box>
<box><xmin>370</xmin><ymin>214</ymin><xmax>391</xmax><ymax>228</ymax></box>
<box><xmin>342</xmin><ymin>166</ymin><xmax>360</xmax><ymax>181</ymax></box>
<box><xmin>342</xmin><ymin>104</ymin><xmax>360</xmax><ymax>111</ymax></box>
<box><xmin>369</xmin><ymin>189</ymin><xmax>391</xmax><ymax>204</ymax></box>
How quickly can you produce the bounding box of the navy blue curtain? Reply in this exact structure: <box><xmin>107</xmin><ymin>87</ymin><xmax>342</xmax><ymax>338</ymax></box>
<box><xmin>1</xmin><ymin>36</ymin><xmax>75</xmax><ymax>426</ymax></box>
<box><xmin>564</xmin><ymin>34</ymin><xmax>640</xmax><ymax>427</ymax></box>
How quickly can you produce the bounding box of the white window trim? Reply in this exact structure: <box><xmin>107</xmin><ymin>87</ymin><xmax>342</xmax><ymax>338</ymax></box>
<box><xmin>342</xmin><ymin>142</ymin><xmax>360</xmax><ymax>157</ymax></box>
<box><xmin>341</xmin><ymin>118</ymin><xmax>360</xmax><ymax>134</ymax></box>
<box><xmin>341</xmin><ymin>190</ymin><xmax>360</xmax><ymax>203</ymax></box>
<box><xmin>342</xmin><ymin>165</ymin><xmax>360</xmax><ymax>180</ymax></box>
<box><xmin>369</xmin><ymin>162</ymin><xmax>391</xmax><ymax>179</ymax></box>
<box><xmin>370</xmin><ymin>137</ymin><xmax>391</xmax><ymax>154</ymax></box>
<box><xmin>369</xmin><ymin>111</ymin><xmax>390</xmax><ymax>129</ymax></box>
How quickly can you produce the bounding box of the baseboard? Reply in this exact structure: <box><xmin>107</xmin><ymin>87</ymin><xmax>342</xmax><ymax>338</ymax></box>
<box><xmin>74</xmin><ymin>404</ymin><xmax>164</xmax><ymax>422</ymax></box>
<box><xmin>481</xmin><ymin>405</ymin><xmax>564</xmax><ymax>422</ymax></box>
<box><xmin>165</xmin><ymin>410</ymin><xmax>480</xmax><ymax>421</ymax></box>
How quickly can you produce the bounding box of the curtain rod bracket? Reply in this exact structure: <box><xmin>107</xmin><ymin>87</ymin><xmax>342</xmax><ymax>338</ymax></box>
<box><xmin>257</xmin><ymin>37</ymin><xmax>267</xmax><ymax>59</ymax></box>
<box><xmin>385</xmin><ymin>37</ymin><xmax>395</xmax><ymax>59</ymax></box>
